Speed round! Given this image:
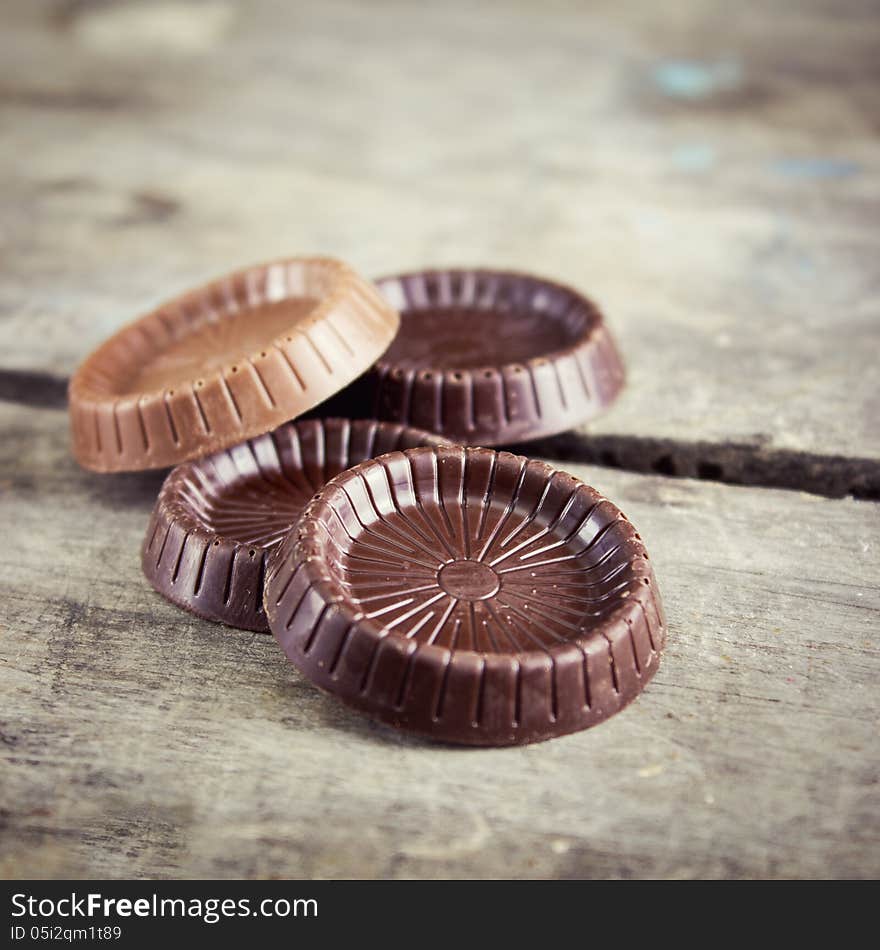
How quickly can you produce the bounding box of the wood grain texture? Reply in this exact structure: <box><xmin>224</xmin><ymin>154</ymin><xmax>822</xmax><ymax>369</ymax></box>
<box><xmin>1</xmin><ymin>405</ymin><xmax>877</xmax><ymax>879</ymax></box>
<box><xmin>0</xmin><ymin>0</ymin><xmax>878</xmax><ymax>474</ymax></box>
<box><xmin>1</xmin><ymin>0</ymin><xmax>878</xmax><ymax>881</ymax></box>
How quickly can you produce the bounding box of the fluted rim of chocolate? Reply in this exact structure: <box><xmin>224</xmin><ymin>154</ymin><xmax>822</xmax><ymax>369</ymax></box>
<box><xmin>70</xmin><ymin>257</ymin><xmax>400</xmax><ymax>472</ymax></box>
<box><xmin>369</xmin><ymin>268</ymin><xmax>626</xmax><ymax>445</ymax></box>
<box><xmin>265</xmin><ymin>445</ymin><xmax>665</xmax><ymax>745</ymax></box>
<box><xmin>142</xmin><ymin>418</ymin><xmax>451</xmax><ymax>632</ymax></box>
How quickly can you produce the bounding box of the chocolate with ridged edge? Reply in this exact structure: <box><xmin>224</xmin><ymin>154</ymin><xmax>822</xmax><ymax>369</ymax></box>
<box><xmin>142</xmin><ymin>419</ymin><xmax>450</xmax><ymax>632</ymax></box>
<box><xmin>70</xmin><ymin>257</ymin><xmax>400</xmax><ymax>472</ymax></box>
<box><xmin>366</xmin><ymin>268</ymin><xmax>625</xmax><ymax>445</ymax></box>
<box><xmin>265</xmin><ymin>445</ymin><xmax>665</xmax><ymax>746</ymax></box>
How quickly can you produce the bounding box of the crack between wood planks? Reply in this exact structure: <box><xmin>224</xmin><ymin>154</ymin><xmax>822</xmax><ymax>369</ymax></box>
<box><xmin>504</xmin><ymin>432</ymin><xmax>880</xmax><ymax>502</ymax></box>
<box><xmin>0</xmin><ymin>369</ymin><xmax>68</xmax><ymax>409</ymax></box>
<box><xmin>2</xmin><ymin>368</ymin><xmax>878</xmax><ymax>502</ymax></box>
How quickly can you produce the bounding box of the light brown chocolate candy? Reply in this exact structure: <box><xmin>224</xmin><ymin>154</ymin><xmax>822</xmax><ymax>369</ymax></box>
<box><xmin>70</xmin><ymin>258</ymin><xmax>400</xmax><ymax>472</ymax></box>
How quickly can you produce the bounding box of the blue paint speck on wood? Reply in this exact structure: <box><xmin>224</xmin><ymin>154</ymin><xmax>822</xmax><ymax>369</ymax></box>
<box><xmin>673</xmin><ymin>143</ymin><xmax>717</xmax><ymax>172</ymax></box>
<box><xmin>653</xmin><ymin>60</ymin><xmax>741</xmax><ymax>100</ymax></box>
<box><xmin>773</xmin><ymin>157</ymin><xmax>860</xmax><ymax>180</ymax></box>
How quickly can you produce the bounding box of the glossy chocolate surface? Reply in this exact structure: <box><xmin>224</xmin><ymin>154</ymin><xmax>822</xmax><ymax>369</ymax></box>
<box><xmin>70</xmin><ymin>258</ymin><xmax>400</xmax><ymax>472</ymax></box>
<box><xmin>265</xmin><ymin>445</ymin><xmax>665</xmax><ymax>745</ymax></box>
<box><xmin>380</xmin><ymin>303</ymin><xmax>582</xmax><ymax>370</ymax></box>
<box><xmin>142</xmin><ymin>419</ymin><xmax>449</xmax><ymax>632</ymax></box>
<box><xmin>368</xmin><ymin>269</ymin><xmax>625</xmax><ymax>445</ymax></box>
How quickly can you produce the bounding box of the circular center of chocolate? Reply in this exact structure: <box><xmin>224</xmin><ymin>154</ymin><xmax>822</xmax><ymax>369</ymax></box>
<box><xmin>438</xmin><ymin>560</ymin><xmax>501</xmax><ymax>601</ymax></box>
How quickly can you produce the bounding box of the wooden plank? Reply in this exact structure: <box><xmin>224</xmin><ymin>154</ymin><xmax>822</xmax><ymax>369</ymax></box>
<box><xmin>1</xmin><ymin>404</ymin><xmax>877</xmax><ymax>878</ymax></box>
<box><xmin>0</xmin><ymin>0</ymin><xmax>878</xmax><ymax>477</ymax></box>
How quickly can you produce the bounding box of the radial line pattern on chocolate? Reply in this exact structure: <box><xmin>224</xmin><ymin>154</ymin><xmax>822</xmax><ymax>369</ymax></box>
<box><xmin>266</xmin><ymin>445</ymin><xmax>665</xmax><ymax>745</ymax></box>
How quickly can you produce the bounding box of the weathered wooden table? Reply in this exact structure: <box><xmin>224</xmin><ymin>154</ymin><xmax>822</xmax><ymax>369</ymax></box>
<box><xmin>1</xmin><ymin>0</ymin><xmax>878</xmax><ymax>879</ymax></box>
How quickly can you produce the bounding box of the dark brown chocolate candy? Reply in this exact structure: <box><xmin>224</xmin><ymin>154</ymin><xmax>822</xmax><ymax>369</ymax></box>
<box><xmin>265</xmin><ymin>445</ymin><xmax>665</xmax><ymax>746</ymax></box>
<box><xmin>142</xmin><ymin>419</ymin><xmax>450</xmax><ymax>632</ymax></box>
<box><xmin>365</xmin><ymin>269</ymin><xmax>625</xmax><ymax>445</ymax></box>
<box><xmin>70</xmin><ymin>258</ymin><xmax>400</xmax><ymax>472</ymax></box>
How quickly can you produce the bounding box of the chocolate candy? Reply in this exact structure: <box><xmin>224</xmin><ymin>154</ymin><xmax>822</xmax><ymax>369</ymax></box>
<box><xmin>69</xmin><ymin>258</ymin><xmax>400</xmax><ymax>472</ymax></box>
<box><xmin>367</xmin><ymin>269</ymin><xmax>625</xmax><ymax>445</ymax></box>
<box><xmin>265</xmin><ymin>445</ymin><xmax>665</xmax><ymax>745</ymax></box>
<box><xmin>142</xmin><ymin>419</ymin><xmax>450</xmax><ymax>631</ymax></box>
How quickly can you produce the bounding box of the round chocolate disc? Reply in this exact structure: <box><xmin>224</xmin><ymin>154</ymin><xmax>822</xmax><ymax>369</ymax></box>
<box><xmin>142</xmin><ymin>419</ymin><xmax>449</xmax><ymax>632</ymax></box>
<box><xmin>366</xmin><ymin>268</ymin><xmax>625</xmax><ymax>445</ymax></box>
<box><xmin>70</xmin><ymin>257</ymin><xmax>400</xmax><ymax>472</ymax></box>
<box><xmin>265</xmin><ymin>445</ymin><xmax>665</xmax><ymax>746</ymax></box>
